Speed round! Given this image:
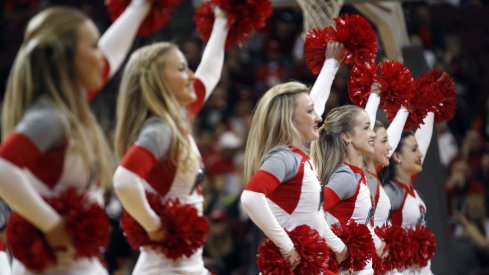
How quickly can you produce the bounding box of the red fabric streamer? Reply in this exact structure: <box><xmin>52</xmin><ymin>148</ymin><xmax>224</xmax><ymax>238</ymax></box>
<box><xmin>6</xmin><ymin>188</ymin><xmax>109</xmax><ymax>272</ymax></box>
<box><xmin>121</xmin><ymin>192</ymin><xmax>208</xmax><ymax>259</ymax></box>
<box><xmin>407</xmin><ymin>225</ymin><xmax>436</xmax><ymax>268</ymax></box>
<box><xmin>372</xmin><ymin>255</ymin><xmax>387</xmax><ymax>275</ymax></box>
<box><xmin>304</xmin><ymin>27</ymin><xmax>335</xmax><ymax>75</ymax></box>
<box><xmin>331</xmin><ymin>14</ymin><xmax>377</xmax><ymax>65</ymax></box>
<box><xmin>415</xmin><ymin>70</ymin><xmax>457</xmax><ymax>123</ymax></box>
<box><xmin>348</xmin><ymin>61</ymin><xmax>377</xmax><ymax>107</ymax></box>
<box><xmin>194</xmin><ymin>0</ymin><xmax>273</xmax><ymax>48</ymax></box>
<box><xmin>256</xmin><ymin>224</ymin><xmax>333</xmax><ymax>275</ymax></box>
<box><xmin>304</xmin><ymin>13</ymin><xmax>377</xmax><ymax>74</ymax></box>
<box><xmin>330</xmin><ymin>220</ymin><xmax>376</xmax><ymax>272</ymax></box>
<box><xmin>106</xmin><ymin>0</ymin><xmax>182</xmax><ymax>36</ymax></box>
<box><xmin>375</xmin><ymin>224</ymin><xmax>412</xmax><ymax>272</ymax></box>
<box><xmin>6</xmin><ymin>213</ymin><xmax>57</xmax><ymax>272</ymax></box>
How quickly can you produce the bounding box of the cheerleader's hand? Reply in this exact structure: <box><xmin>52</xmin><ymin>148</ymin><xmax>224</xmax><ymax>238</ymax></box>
<box><xmin>282</xmin><ymin>247</ymin><xmax>301</xmax><ymax>271</ymax></box>
<box><xmin>325</xmin><ymin>41</ymin><xmax>345</xmax><ymax>62</ymax></box>
<box><xmin>214</xmin><ymin>6</ymin><xmax>226</xmax><ymax>19</ymax></box>
<box><xmin>335</xmin><ymin>246</ymin><xmax>348</xmax><ymax>264</ymax></box>
<box><xmin>147</xmin><ymin>226</ymin><xmax>166</xmax><ymax>242</ymax></box>
<box><xmin>45</xmin><ymin>220</ymin><xmax>74</xmax><ymax>254</ymax></box>
<box><xmin>371</xmin><ymin>81</ymin><xmax>381</xmax><ymax>95</ymax></box>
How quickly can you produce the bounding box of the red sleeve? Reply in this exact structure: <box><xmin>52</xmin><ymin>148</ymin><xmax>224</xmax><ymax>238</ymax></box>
<box><xmin>186</xmin><ymin>78</ymin><xmax>206</xmax><ymax>121</ymax></box>
<box><xmin>244</xmin><ymin>170</ymin><xmax>281</xmax><ymax>196</ymax></box>
<box><xmin>87</xmin><ymin>58</ymin><xmax>110</xmax><ymax>102</ymax></box>
<box><xmin>120</xmin><ymin>145</ymin><xmax>158</xmax><ymax>178</ymax></box>
<box><xmin>0</xmin><ymin>132</ymin><xmax>42</xmax><ymax>168</ymax></box>
<box><xmin>323</xmin><ymin>186</ymin><xmax>341</xmax><ymax>211</ymax></box>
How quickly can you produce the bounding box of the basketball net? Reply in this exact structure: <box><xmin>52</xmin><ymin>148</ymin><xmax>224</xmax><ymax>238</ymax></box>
<box><xmin>297</xmin><ymin>0</ymin><xmax>344</xmax><ymax>34</ymax></box>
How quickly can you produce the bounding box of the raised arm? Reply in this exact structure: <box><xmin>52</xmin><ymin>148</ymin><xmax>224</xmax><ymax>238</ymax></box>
<box><xmin>99</xmin><ymin>0</ymin><xmax>152</xmax><ymax>78</ymax></box>
<box><xmin>386</xmin><ymin>106</ymin><xmax>409</xmax><ymax>157</ymax></box>
<box><xmin>310</xmin><ymin>41</ymin><xmax>344</xmax><ymax>117</ymax></box>
<box><xmin>194</xmin><ymin>8</ymin><xmax>229</xmax><ymax>101</ymax></box>
<box><xmin>415</xmin><ymin>112</ymin><xmax>434</xmax><ymax>164</ymax></box>
<box><xmin>364</xmin><ymin>83</ymin><xmax>381</xmax><ymax>130</ymax></box>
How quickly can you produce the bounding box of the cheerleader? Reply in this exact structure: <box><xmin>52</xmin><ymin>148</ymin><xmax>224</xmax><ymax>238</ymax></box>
<box><xmin>363</xmin><ymin>86</ymin><xmax>409</xmax><ymax>274</ymax></box>
<box><xmin>112</xmin><ymin>8</ymin><xmax>229</xmax><ymax>274</ymax></box>
<box><xmin>240</xmin><ymin>44</ymin><xmax>349</xmax><ymax>271</ymax></box>
<box><xmin>380</xmin><ymin>112</ymin><xmax>435</xmax><ymax>275</ymax></box>
<box><xmin>311</xmin><ymin>104</ymin><xmax>380</xmax><ymax>274</ymax></box>
<box><xmin>0</xmin><ymin>1</ymin><xmax>152</xmax><ymax>274</ymax></box>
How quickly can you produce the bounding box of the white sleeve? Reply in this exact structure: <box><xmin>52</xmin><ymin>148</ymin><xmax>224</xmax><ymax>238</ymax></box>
<box><xmin>365</xmin><ymin>93</ymin><xmax>380</xmax><ymax>130</ymax></box>
<box><xmin>194</xmin><ymin>17</ymin><xmax>229</xmax><ymax>101</ymax></box>
<box><xmin>0</xmin><ymin>158</ymin><xmax>61</xmax><ymax>232</ymax></box>
<box><xmin>321</xmin><ymin>219</ymin><xmax>346</xmax><ymax>253</ymax></box>
<box><xmin>310</xmin><ymin>59</ymin><xmax>340</xmax><ymax>117</ymax></box>
<box><xmin>241</xmin><ymin>190</ymin><xmax>294</xmax><ymax>254</ymax></box>
<box><xmin>0</xmin><ymin>240</ymin><xmax>11</xmax><ymax>275</ymax></box>
<box><xmin>113</xmin><ymin>166</ymin><xmax>161</xmax><ymax>232</ymax></box>
<box><xmin>415</xmin><ymin>112</ymin><xmax>434</xmax><ymax>164</ymax></box>
<box><xmin>99</xmin><ymin>0</ymin><xmax>151</xmax><ymax>77</ymax></box>
<box><xmin>386</xmin><ymin>107</ymin><xmax>409</xmax><ymax>158</ymax></box>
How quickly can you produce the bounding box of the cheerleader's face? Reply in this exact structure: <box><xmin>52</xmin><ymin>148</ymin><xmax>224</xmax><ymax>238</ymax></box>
<box><xmin>162</xmin><ymin>48</ymin><xmax>196</xmax><ymax>107</ymax></box>
<box><xmin>293</xmin><ymin>93</ymin><xmax>322</xmax><ymax>143</ymax></box>
<box><xmin>397</xmin><ymin>135</ymin><xmax>423</xmax><ymax>175</ymax></box>
<box><xmin>74</xmin><ymin>20</ymin><xmax>105</xmax><ymax>91</ymax></box>
<box><xmin>373</xmin><ymin>127</ymin><xmax>392</xmax><ymax>167</ymax></box>
<box><xmin>348</xmin><ymin>111</ymin><xmax>376</xmax><ymax>155</ymax></box>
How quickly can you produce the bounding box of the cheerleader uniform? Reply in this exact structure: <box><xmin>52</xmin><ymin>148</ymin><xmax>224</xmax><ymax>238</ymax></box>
<box><xmin>384</xmin><ymin>113</ymin><xmax>435</xmax><ymax>275</ymax></box>
<box><xmin>116</xmin><ymin>114</ymin><xmax>207</xmax><ymax>274</ymax></box>
<box><xmin>241</xmin><ymin>146</ymin><xmax>346</xmax><ymax>260</ymax></box>
<box><xmin>0</xmin><ymin>98</ymin><xmax>108</xmax><ymax>275</ymax></box>
<box><xmin>323</xmin><ymin>163</ymin><xmax>381</xmax><ymax>275</ymax></box>
<box><xmin>366</xmin><ymin>171</ymin><xmax>391</xmax><ymax>227</ymax></box>
<box><xmin>113</xmin><ymin>16</ymin><xmax>229</xmax><ymax>274</ymax></box>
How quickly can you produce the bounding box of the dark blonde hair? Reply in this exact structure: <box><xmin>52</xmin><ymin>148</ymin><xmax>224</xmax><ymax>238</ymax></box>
<box><xmin>243</xmin><ymin>82</ymin><xmax>309</xmax><ymax>181</ymax></box>
<box><xmin>311</xmin><ymin>105</ymin><xmax>365</xmax><ymax>182</ymax></box>
<box><xmin>114</xmin><ymin>42</ymin><xmax>193</xmax><ymax>167</ymax></box>
<box><xmin>2</xmin><ymin>7</ymin><xmax>113</xmax><ymax>187</ymax></box>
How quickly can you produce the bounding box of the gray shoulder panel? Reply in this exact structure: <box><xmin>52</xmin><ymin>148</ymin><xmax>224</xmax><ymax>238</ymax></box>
<box><xmin>383</xmin><ymin>181</ymin><xmax>406</xmax><ymax>211</ymax></box>
<box><xmin>16</xmin><ymin>98</ymin><xmax>67</xmax><ymax>152</ymax></box>
<box><xmin>260</xmin><ymin>145</ymin><xmax>301</xmax><ymax>182</ymax></box>
<box><xmin>135</xmin><ymin>117</ymin><xmax>173</xmax><ymax>160</ymax></box>
<box><xmin>326</xmin><ymin>165</ymin><xmax>360</xmax><ymax>200</ymax></box>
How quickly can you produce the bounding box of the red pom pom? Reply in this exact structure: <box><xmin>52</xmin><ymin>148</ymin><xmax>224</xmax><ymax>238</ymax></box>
<box><xmin>6</xmin><ymin>213</ymin><xmax>57</xmax><ymax>272</ymax></box>
<box><xmin>348</xmin><ymin>61</ymin><xmax>377</xmax><ymax>107</ymax></box>
<box><xmin>6</xmin><ymin>188</ymin><xmax>109</xmax><ymax>272</ymax></box>
<box><xmin>304</xmin><ymin>27</ymin><xmax>335</xmax><ymax>75</ymax></box>
<box><xmin>194</xmin><ymin>0</ymin><xmax>273</xmax><ymax>48</ymax></box>
<box><xmin>372</xmin><ymin>255</ymin><xmax>387</xmax><ymax>275</ymax></box>
<box><xmin>106</xmin><ymin>0</ymin><xmax>182</xmax><ymax>36</ymax></box>
<box><xmin>375</xmin><ymin>224</ymin><xmax>412</xmax><ymax>271</ymax></box>
<box><xmin>121</xmin><ymin>192</ymin><xmax>208</xmax><ymax>259</ymax></box>
<box><xmin>407</xmin><ymin>225</ymin><xmax>436</xmax><ymax>268</ymax></box>
<box><xmin>256</xmin><ymin>225</ymin><xmax>333</xmax><ymax>274</ymax></box>
<box><xmin>331</xmin><ymin>14</ymin><xmax>377</xmax><ymax>65</ymax></box>
<box><xmin>331</xmin><ymin>220</ymin><xmax>376</xmax><ymax>272</ymax></box>
<box><xmin>49</xmin><ymin>188</ymin><xmax>110</xmax><ymax>259</ymax></box>
<box><xmin>303</xmin><ymin>14</ymin><xmax>376</xmax><ymax>74</ymax></box>
<box><xmin>415</xmin><ymin>70</ymin><xmax>457</xmax><ymax>123</ymax></box>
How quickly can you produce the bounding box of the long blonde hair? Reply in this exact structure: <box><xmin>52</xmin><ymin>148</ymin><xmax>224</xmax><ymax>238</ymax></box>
<box><xmin>311</xmin><ymin>105</ymin><xmax>364</xmax><ymax>182</ymax></box>
<box><xmin>114</xmin><ymin>42</ymin><xmax>191</xmax><ymax>166</ymax></box>
<box><xmin>1</xmin><ymin>7</ymin><xmax>113</xmax><ymax>187</ymax></box>
<box><xmin>243</xmin><ymin>82</ymin><xmax>309</xmax><ymax>182</ymax></box>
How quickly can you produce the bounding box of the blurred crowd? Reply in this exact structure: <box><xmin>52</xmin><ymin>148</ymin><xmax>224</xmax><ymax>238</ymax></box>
<box><xmin>1</xmin><ymin>0</ymin><xmax>489</xmax><ymax>274</ymax></box>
